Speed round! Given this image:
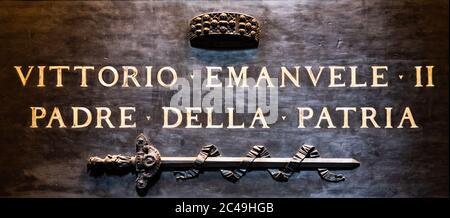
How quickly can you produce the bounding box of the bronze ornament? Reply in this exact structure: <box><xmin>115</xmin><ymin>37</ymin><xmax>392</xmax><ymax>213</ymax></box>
<box><xmin>189</xmin><ymin>12</ymin><xmax>260</xmax><ymax>49</ymax></box>
<box><xmin>87</xmin><ymin>134</ymin><xmax>359</xmax><ymax>195</ymax></box>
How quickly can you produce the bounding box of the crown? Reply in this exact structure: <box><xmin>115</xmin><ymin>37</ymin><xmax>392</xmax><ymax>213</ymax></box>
<box><xmin>189</xmin><ymin>12</ymin><xmax>260</xmax><ymax>49</ymax></box>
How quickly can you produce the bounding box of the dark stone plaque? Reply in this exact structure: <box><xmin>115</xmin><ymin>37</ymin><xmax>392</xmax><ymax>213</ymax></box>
<box><xmin>0</xmin><ymin>0</ymin><xmax>448</xmax><ymax>197</ymax></box>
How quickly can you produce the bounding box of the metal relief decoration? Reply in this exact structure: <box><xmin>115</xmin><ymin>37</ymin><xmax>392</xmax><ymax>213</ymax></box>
<box><xmin>87</xmin><ymin>134</ymin><xmax>360</xmax><ymax>195</ymax></box>
<box><xmin>189</xmin><ymin>12</ymin><xmax>260</xmax><ymax>49</ymax></box>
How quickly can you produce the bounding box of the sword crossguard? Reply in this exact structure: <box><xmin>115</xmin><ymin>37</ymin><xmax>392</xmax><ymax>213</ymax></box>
<box><xmin>87</xmin><ymin>133</ymin><xmax>162</xmax><ymax>192</ymax></box>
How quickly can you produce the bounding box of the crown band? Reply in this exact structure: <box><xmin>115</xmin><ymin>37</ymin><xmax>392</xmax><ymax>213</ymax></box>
<box><xmin>189</xmin><ymin>12</ymin><xmax>260</xmax><ymax>49</ymax></box>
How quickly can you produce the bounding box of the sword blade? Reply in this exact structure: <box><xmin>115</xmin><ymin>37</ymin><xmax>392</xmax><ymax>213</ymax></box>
<box><xmin>160</xmin><ymin>157</ymin><xmax>360</xmax><ymax>170</ymax></box>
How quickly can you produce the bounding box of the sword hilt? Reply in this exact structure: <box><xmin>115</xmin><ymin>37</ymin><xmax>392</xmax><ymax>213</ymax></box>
<box><xmin>87</xmin><ymin>133</ymin><xmax>162</xmax><ymax>193</ymax></box>
<box><xmin>87</xmin><ymin>155</ymin><xmax>135</xmax><ymax>173</ymax></box>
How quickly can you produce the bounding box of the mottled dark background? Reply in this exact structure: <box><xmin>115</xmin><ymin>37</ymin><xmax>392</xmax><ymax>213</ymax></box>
<box><xmin>0</xmin><ymin>0</ymin><xmax>448</xmax><ymax>197</ymax></box>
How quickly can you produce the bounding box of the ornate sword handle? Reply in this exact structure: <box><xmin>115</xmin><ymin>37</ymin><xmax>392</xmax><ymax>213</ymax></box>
<box><xmin>87</xmin><ymin>133</ymin><xmax>162</xmax><ymax>194</ymax></box>
<box><xmin>87</xmin><ymin>155</ymin><xmax>135</xmax><ymax>173</ymax></box>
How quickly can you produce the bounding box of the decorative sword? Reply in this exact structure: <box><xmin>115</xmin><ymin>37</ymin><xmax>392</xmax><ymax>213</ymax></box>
<box><xmin>87</xmin><ymin>133</ymin><xmax>360</xmax><ymax>194</ymax></box>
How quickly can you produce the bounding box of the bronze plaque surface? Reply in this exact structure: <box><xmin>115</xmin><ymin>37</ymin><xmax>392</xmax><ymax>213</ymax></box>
<box><xmin>0</xmin><ymin>0</ymin><xmax>448</xmax><ymax>197</ymax></box>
